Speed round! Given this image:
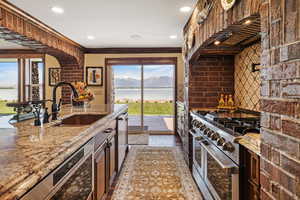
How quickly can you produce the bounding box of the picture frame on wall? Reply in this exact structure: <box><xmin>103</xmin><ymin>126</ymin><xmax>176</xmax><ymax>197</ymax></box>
<box><xmin>86</xmin><ymin>67</ymin><xmax>103</xmax><ymax>86</ymax></box>
<box><xmin>49</xmin><ymin>68</ymin><xmax>61</xmax><ymax>86</ymax></box>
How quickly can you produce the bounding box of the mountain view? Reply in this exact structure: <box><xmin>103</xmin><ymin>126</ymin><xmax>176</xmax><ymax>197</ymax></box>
<box><xmin>115</xmin><ymin>76</ymin><xmax>173</xmax><ymax>88</ymax></box>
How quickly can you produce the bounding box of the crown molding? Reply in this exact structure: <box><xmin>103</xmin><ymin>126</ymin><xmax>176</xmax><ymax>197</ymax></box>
<box><xmin>85</xmin><ymin>47</ymin><xmax>182</xmax><ymax>54</ymax></box>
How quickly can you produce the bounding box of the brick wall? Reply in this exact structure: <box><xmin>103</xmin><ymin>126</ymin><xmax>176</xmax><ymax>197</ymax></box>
<box><xmin>189</xmin><ymin>56</ymin><xmax>234</xmax><ymax>108</ymax></box>
<box><xmin>57</xmin><ymin>56</ymin><xmax>84</xmax><ymax>103</ymax></box>
<box><xmin>260</xmin><ymin>0</ymin><xmax>300</xmax><ymax>199</ymax></box>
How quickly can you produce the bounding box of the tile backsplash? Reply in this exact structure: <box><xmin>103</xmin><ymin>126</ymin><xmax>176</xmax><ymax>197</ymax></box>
<box><xmin>234</xmin><ymin>43</ymin><xmax>261</xmax><ymax>111</ymax></box>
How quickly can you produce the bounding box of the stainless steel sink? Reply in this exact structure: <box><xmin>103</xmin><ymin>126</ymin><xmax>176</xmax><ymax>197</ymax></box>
<box><xmin>53</xmin><ymin>114</ymin><xmax>107</xmax><ymax>127</ymax></box>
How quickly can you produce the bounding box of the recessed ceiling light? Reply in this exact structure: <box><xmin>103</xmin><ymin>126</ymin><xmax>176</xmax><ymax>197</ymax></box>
<box><xmin>130</xmin><ymin>34</ymin><xmax>142</xmax><ymax>40</ymax></box>
<box><xmin>87</xmin><ymin>35</ymin><xmax>95</xmax><ymax>40</ymax></box>
<box><xmin>51</xmin><ymin>6</ymin><xmax>64</xmax><ymax>14</ymax></box>
<box><xmin>180</xmin><ymin>6</ymin><xmax>191</xmax><ymax>13</ymax></box>
<box><xmin>169</xmin><ymin>35</ymin><xmax>177</xmax><ymax>39</ymax></box>
<box><xmin>214</xmin><ymin>40</ymin><xmax>221</xmax><ymax>45</ymax></box>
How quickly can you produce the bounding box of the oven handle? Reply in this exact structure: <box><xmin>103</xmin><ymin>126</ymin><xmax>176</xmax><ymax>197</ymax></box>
<box><xmin>200</xmin><ymin>141</ymin><xmax>238</xmax><ymax>169</ymax></box>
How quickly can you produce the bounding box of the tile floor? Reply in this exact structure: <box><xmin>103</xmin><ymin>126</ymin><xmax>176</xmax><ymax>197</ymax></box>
<box><xmin>129</xmin><ymin>115</ymin><xmax>174</xmax><ymax>132</ymax></box>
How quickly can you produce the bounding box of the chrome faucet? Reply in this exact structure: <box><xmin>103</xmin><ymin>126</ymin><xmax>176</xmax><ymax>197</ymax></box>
<box><xmin>51</xmin><ymin>82</ymin><xmax>79</xmax><ymax>121</ymax></box>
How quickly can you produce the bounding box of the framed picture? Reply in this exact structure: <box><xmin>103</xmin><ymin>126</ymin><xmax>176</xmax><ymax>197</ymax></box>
<box><xmin>49</xmin><ymin>68</ymin><xmax>61</xmax><ymax>86</ymax></box>
<box><xmin>86</xmin><ymin>67</ymin><xmax>103</xmax><ymax>86</ymax></box>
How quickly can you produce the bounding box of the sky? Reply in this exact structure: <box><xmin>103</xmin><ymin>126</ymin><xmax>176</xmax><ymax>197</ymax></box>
<box><xmin>0</xmin><ymin>62</ymin><xmax>18</xmax><ymax>88</ymax></box>
<box><xmin>113</xmin><ymin>64</ymin><xmax>174</xmax><ymax>79</ymax></box>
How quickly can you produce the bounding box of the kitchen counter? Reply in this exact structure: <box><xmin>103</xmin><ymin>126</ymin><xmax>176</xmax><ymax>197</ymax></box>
<box><xmin>238</xmin><ymin>133</ymin><xmax>261</xmax><ymax>156</ymax></box>
<box><xmin>0</xmin><ymin>104</ymin><xmax>127</xmax><ymax>200</ymax></box>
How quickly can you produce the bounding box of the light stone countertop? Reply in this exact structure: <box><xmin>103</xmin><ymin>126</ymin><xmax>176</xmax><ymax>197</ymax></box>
<box><xmin>238</xmin><ymin>133</ymin><xmax>261</xmax><ymax>156</ymax></box>
<box><xmin>0</xmin><ymin>104</ymin><xmax>127</xmax><ymax>200</ymax></box>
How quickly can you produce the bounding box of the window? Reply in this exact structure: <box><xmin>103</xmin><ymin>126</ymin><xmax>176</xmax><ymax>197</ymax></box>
<box><xmin>0</xmin><ymin>59</ymin><xmax>19</xmax><ymax>114</ymax></box>
<box><xmin>23</xmin><ymin>58</ymin><xmax>45</xmax><ymax>101</ymax></box>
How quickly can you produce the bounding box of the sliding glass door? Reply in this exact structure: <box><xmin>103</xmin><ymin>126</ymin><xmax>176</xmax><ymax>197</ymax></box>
<box><xmin>113</xmin><ymin>65</ymin><xmax>147</xmax><ymax>144</ymax></box>
<box><xmin>143</xmin><ymin>65</ymin><xmax>175</xmax><ymax>133</ymax></box>
<box><xmin>112</xmin><ymin>61</ymin><xmax>176</xmax><ymax>145</ymax></box>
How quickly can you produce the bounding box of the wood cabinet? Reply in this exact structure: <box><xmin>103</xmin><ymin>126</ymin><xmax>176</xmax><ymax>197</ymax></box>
<box><xmin>94</xmin><ymin>120</ymin><xmax>117</xmax><ymax>200</ymax></box>
<box><xmin>93</xmin><ymin>113</ymin><xmax>129</xmax><ymax>200</ymax></box>
<box><xmin>107</xmin><ymin>135</ymin><xmax>117</xmax><ymax>186</ymax></box>
<box><xmin>240</xmin><ymin>145</ymin><xmax>260</xmax><ymax>200</ymax></box>
<box><xmin>94</xmin><ymin>143</ymin><xmax>107</xmax><ymax>200</ymax></box>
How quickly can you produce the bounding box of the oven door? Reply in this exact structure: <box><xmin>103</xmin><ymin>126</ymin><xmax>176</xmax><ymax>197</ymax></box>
<box><xmin>192</xmin><ymin>133</ymin><xmax>205</xmax><ymax>177</ymax></box>
<box><xmin>202</xmin><ymin>141</ymin><xmax>239</xmax><ymax>200</ymax></box>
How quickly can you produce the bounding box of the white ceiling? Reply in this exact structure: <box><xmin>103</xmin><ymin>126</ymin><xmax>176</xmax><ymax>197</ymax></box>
<box><xmin>0</xmin><ymin>38</ymin><xmax>29</xmax><ymax>49</ymax></box>
<box><xmin>8</xmin><ymin>0</ymin><xmax>197</xmax><ymax>48</ymax></box>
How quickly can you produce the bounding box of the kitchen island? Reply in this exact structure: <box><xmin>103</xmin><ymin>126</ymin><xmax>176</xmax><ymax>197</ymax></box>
<box><xmin>0</xmin><ymin>104</ymin><xmax>128</xmax><ymax>200</ymax></box>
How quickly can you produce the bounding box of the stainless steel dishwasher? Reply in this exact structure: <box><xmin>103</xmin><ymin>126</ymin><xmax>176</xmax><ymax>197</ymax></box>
<box><xmin>21</xmin><ymin>138</ymin><xmax>94</xmax><ymax>200</ymax></box>
<box><xmin>117</xmin><ymin>112</ymin><xmax>128</xmax><ymax>171</ymax></box>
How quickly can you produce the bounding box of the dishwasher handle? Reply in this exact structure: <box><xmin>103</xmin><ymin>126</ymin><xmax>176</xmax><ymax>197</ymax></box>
<box><xmin>118</xmin><ymin>113</ymin><xmax>128</xmax><ymax>121</ymax></box>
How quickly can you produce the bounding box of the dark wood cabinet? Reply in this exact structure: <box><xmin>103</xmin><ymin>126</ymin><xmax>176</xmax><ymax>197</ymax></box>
<box><xmin>107</xmin><ymin>135</ymin><xmax>117</xmax><ymax>186</ymax></box>
<box><xmin>240</xmin><ymin>145</ymin><xmax>260</xmax><ymax>200</ymax></box>
<box><xmin>94</xmin><ymin>120</ymin><xmax>117</xmax><ymax>200</ymax></box>
<box><xmin>94</xmin><ymin>143</ymin><xmax>107</xmax><ymax>200</ymax></box>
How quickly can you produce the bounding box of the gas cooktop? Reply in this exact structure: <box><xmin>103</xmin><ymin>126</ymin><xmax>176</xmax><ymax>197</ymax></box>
<box><xmin>193</xmin><ymin>109</ymin><xmax>261</xmax><ymax>135</ymax></box>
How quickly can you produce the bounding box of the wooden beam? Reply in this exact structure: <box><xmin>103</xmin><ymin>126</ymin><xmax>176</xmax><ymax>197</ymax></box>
<box><xmin>0</xmin><ymin>1</ymin><xmax>84</xmax><ymax>66</ymax></box>
<box><xmin>1</xmin><ymin>0</ymin><xmax>83</xmax><ymax>48</ymax></box>
<box><xmin>85</xmin><ymin>47</ymin><xmax>182</xmax><ymax>54</ymax></box>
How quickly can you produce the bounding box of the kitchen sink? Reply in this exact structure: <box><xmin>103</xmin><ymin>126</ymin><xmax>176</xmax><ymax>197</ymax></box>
<box><xmin>53</xmin><ymin>114</ymin><xmax>107</xmax><ymax>127</ymax></box>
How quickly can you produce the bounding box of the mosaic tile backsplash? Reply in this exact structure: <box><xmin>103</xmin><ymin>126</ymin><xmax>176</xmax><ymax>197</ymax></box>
<box><xmin>234</xmin><ymin>43</ymin><xmax>261</xmax><ymax>111</ymax></box>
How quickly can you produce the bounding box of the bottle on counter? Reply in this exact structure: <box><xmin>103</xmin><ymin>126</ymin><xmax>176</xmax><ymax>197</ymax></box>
<box><xmin>228</xmin><ymin>94</ymin><xmax>235</xmax><ymax>108</ymax></box>
<box><xmin>218</xmin><ymin>94</ymin><xmax>225</xmax><ymax>108</ymax></box>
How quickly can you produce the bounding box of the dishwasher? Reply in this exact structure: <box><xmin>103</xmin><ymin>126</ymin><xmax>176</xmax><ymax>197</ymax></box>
<box><xmin>21</xmin><ymin>138</ymin><xmax>94</xmax><ymax>200</ymax></box>
<box><xmin>117</xmin><ymin>112</ymin><xmax>128</xmax><ymax>171</ymax></box>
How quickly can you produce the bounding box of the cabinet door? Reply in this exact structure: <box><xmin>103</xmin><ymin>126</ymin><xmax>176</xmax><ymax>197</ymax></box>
<box><xmin>249</xmin><ymin>151</ymin><xmax>260</xmax><ymax>185</ymax></box>
<box><xmin>109</xmin><ymin>136</ymin><xmax>116</xmax><ymax>184</ymax></box>
<box><xmin>94</xmin><ymin>146</ymin><xmax>106</xmax><ymax>200</ymax></box>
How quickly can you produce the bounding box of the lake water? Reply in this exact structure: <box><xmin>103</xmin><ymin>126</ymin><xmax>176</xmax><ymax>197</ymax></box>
<box><xmin>0</xmin><ymin>89</ymin><xmax>18</xmax><ymax>101</ymax></box>
<box><xmin>115</xmin><ymin>88</ymin><xmax>174</xmax><ymax>101</ymax></box>
<box><xmin>0</xmin><ymin>88</ymin><xmax>174</xmax><ymax>101</ymax></box>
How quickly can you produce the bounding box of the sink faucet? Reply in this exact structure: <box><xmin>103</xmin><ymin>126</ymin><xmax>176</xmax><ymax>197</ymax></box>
<box><xmin>51</xmin><ymin>82</ymin><xmax>79</xmax><ymax>121</ymax></box>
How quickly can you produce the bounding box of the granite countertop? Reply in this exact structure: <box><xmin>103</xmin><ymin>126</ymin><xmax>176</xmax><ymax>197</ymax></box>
<box><xmin>0</xmin><ymin>104</ymin><xmax>127</xmax><ymax>200</ymax></box>
<box><xmin>237</xmin><ymin>133</ymin><xmax>261</xmax><ymax>155</ymax></box>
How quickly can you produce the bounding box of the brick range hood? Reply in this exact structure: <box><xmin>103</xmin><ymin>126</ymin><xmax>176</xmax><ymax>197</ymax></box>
<box><xmin>183</xmin><ymin>0</ymin><xmax>300</xmax><ymax>199</ymax></box>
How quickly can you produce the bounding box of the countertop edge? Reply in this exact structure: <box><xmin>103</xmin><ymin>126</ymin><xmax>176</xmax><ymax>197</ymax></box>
<box><xmin>0</xmin><ymin>104</ymin><xmax>128</xmax><ymax>200</ymax></box>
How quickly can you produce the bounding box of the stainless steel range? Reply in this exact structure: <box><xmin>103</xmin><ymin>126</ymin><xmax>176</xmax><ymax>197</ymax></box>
<box><xmin>190</xmin><ymin>109</ymin><xmax>260</xmax><ymax>200</ymax></box>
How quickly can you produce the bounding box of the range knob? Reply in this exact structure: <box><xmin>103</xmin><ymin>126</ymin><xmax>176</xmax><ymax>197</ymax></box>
<box><xmin>192</xmin><ymin>120</ymin><xmax>197</xmax><ymax>127</ymax></box>
<box><xmin>199</xmin><ymin>125</ymin><xmax>206</xmax><ymax>131</ymax></box>
<box><xmin>196</xmin><ymin>122</ymin><xmax>202</xmax><ymax>128</ymax></box>
<box><xmin>216</xmin><ymin>137</ymin><xmax>225</xmax><ymax>146</ymax></box>
<box><xmin>207</xmin><ymin>131</ymin><xmax>214</xmax><ymax>138</ymax></box>
<box><xmin>203</xmin><ymin>128</ymin><xmax>210</xmax><ymax>135</ymax></box>
<box><xmin>211</xmin><ymin>132</ymin><xmax>220</xmax><ymax>140</ymax></box>
<box><xmin>222</xmin><ymin>142</ymin><xmax>235</xmax><ymax>152</ymax></box>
